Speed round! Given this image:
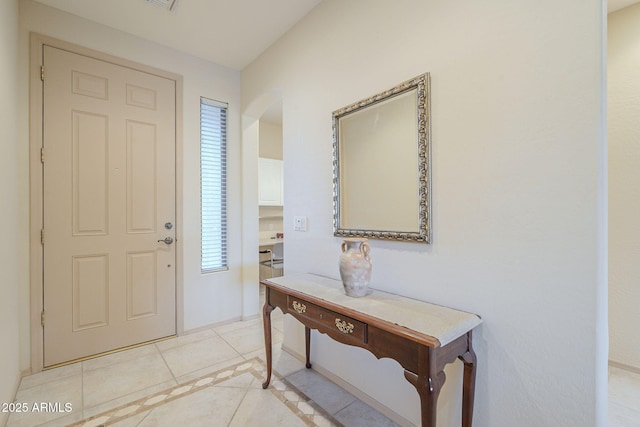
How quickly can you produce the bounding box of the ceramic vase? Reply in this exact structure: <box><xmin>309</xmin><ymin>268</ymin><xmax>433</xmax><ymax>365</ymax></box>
<box><xmin>339</xmin><ymin>238</ymin><xmax>372</xmax><ymax>297</ymax></box>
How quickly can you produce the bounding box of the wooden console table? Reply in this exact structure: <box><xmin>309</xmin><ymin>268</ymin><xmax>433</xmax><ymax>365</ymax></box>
<box><xmin>261</xmin><ymin>273</ymin><xmax>482</xmax><ymax>427</ymax></box>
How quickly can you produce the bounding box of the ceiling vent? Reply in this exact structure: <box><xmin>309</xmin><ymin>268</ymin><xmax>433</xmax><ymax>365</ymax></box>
<box><xmin>145</xmin><ymin>0</ymin><xmax>179</xmax><ymax>12</ymax></box>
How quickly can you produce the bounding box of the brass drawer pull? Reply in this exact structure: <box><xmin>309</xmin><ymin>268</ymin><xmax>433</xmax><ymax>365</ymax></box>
<box><xmin>292</xmin><ymin>301</ymin><xmax>306</xmax><ymax>314</ymax></box>
<box><xmin>335</xmin><ymin>318</ymin><xmax>354</xmax><ymax>334</ymax></box>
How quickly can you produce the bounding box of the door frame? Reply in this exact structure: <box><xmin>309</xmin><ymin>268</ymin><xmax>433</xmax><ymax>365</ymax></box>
<box><xmin>29</xmin><ymin>33</ymin><xmax>184</xmax><ymax>373</ymax></box>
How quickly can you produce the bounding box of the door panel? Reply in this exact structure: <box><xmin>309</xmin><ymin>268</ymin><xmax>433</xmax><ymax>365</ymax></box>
<box><xmin>127</xmin><ymin>120</ymin><xmax>158</xmax><ymax>233</ymax></box>
<box><xmin>72</xmin><ymin>110</ymin><xmax>109</xmax><ymax>235</ymax></box>
<box><xmin>43</xmin><ymin>46</ymin><xmax>176</xmax><ymax>367</ymax></box>
<box><xmin>72</xmin><ymin>254</ymin><xmax>109</xmax><ymax>331</ymax></box>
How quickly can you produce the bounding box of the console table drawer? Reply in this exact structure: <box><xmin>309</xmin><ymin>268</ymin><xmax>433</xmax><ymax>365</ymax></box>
<box><xmin>287</xmin><ymin>296</ymin><xmax>367</xmax><ymax>343</ymax></box>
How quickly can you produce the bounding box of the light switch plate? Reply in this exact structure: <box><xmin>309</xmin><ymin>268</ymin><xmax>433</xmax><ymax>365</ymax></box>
<box><xmin>293</xmin><ymin>216</ymin><xmax>307</xmax><ymax>231</ymax></box>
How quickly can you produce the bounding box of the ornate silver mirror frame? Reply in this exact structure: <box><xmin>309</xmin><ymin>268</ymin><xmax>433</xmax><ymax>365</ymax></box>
<box><xmin>332</xmin><ymin>73</ymin><xmax>431</xmax><ymax>243</ymax></box>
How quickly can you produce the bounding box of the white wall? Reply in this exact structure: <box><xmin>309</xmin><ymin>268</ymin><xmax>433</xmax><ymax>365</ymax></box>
<box><xmin>242</xmin><ymin>1</ymin><xmax>607</xmax><ymax>426</ymax></box>
<box><xmin>0</xmin><ymin>0</ymin><xmax>24</xmax><ymax>424</ymax></box>
<box><xmin>609</xmin><ymin>3</ymin><xmax>640</xmax><ymax>370</ymax></box>
<box><xmin>18</xmin><ymin>0</ymin><xmax>245</xmax><ymax>368</ymax></box>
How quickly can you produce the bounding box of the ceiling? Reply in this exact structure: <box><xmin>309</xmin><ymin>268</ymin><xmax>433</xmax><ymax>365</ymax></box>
<box><xmin>609</xmin><ymin>0</ymin><xmax>640</xmax><ymax>13</ymax></box>
<box><xmin>33</xmin><ymin>1</ymin><xmax>639</xmax><ymax>71</ymax></box>
<box><xmin>32</xmin><ymin>0</ymin><xmax>321</xmax><ymax>71</ymax></box>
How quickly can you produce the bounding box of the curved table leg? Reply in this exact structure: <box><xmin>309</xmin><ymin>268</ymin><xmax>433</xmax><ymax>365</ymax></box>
<box><xmin>404</xmin><ymin>369</ymin><xmax>446</xmax><ymax>427</ymax></box>
<box><xmin>262</xmin><ymin>301</ymin><xmax>274</xmax><ymax>389</ymax></box>
<box><xmin>305</xmin><ymin>326</ymin><xmax>312</xmax><ymax>369</ymax></box>
<box><xmin>459</xmin><ymin>333</ymin><xmax>477</xmax><ymax>427</ymax></box>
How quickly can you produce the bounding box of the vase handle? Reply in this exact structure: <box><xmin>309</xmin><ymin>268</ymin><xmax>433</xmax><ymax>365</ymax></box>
<box><xmin>360</xmin><ymin>241</ymin><xmax>371</xmax><ymax>261</ymax></box>
<box><xmin>341</xmin><ymin>241</ymin><xmax>347</xmax><ymax>253</ymax></box>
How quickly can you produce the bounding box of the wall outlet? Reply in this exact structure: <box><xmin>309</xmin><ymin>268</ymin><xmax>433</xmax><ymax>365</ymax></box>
<box><xmin>293</xmin><ymin>216</ymin><xmax>307</xmax><ymax>232</ymax></box>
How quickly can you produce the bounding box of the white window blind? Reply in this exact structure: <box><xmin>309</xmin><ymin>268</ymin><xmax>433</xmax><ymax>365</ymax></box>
<box><xmin>200</xmin><ymin>97</ymin><xmax>228</xmax><ymax>273</ymax></box>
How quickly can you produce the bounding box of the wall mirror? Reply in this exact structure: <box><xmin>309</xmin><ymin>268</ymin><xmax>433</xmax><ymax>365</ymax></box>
<box><xmin>332</xmin><ymin>73</ymin><xmax>431</xmax><ymax>243</ymax></box>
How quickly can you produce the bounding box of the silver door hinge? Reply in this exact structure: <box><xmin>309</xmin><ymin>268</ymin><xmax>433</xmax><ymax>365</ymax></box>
<box><xmin>40</xmin><ymin>147</ymin><xmax>44</xmax><ymax>163</ymax></box>
<box><xmin>41</xmin><ymin>229</ymin><xmax>44</xmax><ymax>245</ymax></box>
<box><xmin>41</xmin><ymin>310</ymin><xmax>45</xmax><ymax>327</ymax></box>
<box><xmin>40</xmin><ymin>66</ymin><xmax>44</xmax><ymax>81</ymax></box>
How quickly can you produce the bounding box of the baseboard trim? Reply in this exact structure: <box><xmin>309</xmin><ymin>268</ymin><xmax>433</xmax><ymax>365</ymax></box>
<box><xmin>182</xmin><ymin>316</ymin><xmax>243</xmax><ymax>335</ymax></box>
<box><xmin>281</xmin><ymin>345</ymin><xmax>414</xmax><ymax>427</ymax></box>
<box><xmin>241</xmin><ymin>313</ymin><xmax>260</xmax><ymax>322</ymax></box>
<box><xmin>281</xmin><ymin>344</ymin><xmax>303</xmax><ymax>364</ymax></box>
<box><xmin>609</xmin><ymin>359</ymin><xmax>640</xmax><ymax>374</ymax></box>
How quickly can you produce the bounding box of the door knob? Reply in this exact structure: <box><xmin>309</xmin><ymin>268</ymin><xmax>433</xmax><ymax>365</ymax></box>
<box><xmin>158</xmin><ymin>237</ymin><xmax>174</xmax><ymax>245</ymax></box>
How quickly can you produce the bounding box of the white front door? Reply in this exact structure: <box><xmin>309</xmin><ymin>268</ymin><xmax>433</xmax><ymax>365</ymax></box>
<box><xmin>42</xmin><ymin>45</ymin><xmax>177</xmax><ymax>367</ymax></box>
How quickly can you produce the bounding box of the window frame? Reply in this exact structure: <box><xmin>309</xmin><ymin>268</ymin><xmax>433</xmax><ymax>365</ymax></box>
<box><xmin>200</xmin><ymin>97</ymin><xmax>228</xmax><ymax>273</ymax></box>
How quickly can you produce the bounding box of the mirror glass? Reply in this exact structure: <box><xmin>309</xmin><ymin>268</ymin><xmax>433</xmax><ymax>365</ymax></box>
<box><xmin>332</xmin><ymin>73</ymin><xmax>431</xmax><ymax>243</ymax></box>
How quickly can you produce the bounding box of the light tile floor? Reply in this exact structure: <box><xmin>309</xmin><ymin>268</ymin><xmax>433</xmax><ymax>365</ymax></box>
<box><xmin>8</xmin><ymin>302</ymin><xmax>640</xmax><ymax>426</ymax></box>
<box><xmin>609</xmin><ymin>366</ymin><xmax>640</xmax><ymax>427</ymax></box>
<box><xmin>7</xmin><ymin>307</ymin><xmax>398</xmax><ymax>427</ymax></box>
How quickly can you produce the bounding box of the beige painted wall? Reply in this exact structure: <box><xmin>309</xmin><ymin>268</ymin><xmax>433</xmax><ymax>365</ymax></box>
<box><xmin>259</xmin><ymin>120</ymin><xmax>283</xmax><ymax>160</ymax></box>
<box><xmin>18</xmin><ymin>0</ymin><xmax>245</xmax><ymax>370</ymax></box>
<box><xmin>242</xmin><ymin>0</ymin><xmax>607</xmax><ymax>425</ymax></box>
<box><xmin>0</xmin><ymin>0</ymin><xmax>24</xmax><ymax>424</ymax></box>
<box><xmin>609</xmin><ymin>3</ymin><xmax>640</xmax><ymax>370</ymax></box>
<box><xmin>259</xmin><ymin>121</ymin><xmax>284</xmax><ymax>237</ymax></box>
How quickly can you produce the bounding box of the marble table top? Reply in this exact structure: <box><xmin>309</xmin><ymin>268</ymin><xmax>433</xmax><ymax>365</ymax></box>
<box><xmin>265</xmin><ymin>273</ymin><xmax>482</xmax><ymax>347</ymax></box>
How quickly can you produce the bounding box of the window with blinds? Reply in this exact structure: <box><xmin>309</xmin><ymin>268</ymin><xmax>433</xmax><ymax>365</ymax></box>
<box><xmin>200</xmin><ymin>97</ymin><xmax>228</xmax><ymax>273</ymax></box>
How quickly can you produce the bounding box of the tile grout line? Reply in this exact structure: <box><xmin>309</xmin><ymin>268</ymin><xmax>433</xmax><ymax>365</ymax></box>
<box><xmin>155</xmin><ymin>342</ymin><xmax>179</xmax><ymax>385</ymax></box>
<box><xmin>159</xmin><ymin>326</ymin><xmax>248</xmax><ymax>385</ymax></box>
<box><xmin>332</xmin><ymin>400</ymin><xmax>357</xmax><ymax>421</ymax></box>
<box><xmin>76</xmin><ymin>347</ymin><xmax>181</xmax><ymax>422</ymax></box>
<box><xmin>224</xmin><ymin>385</ymin><xmax>251</xmax><ymax>427</ymax></box>
<box><xmin>133</xmin><ymin>407</ymin><xmax>151</xmax><ymax>426</ymax></box>
<box><xmin>212</xmin><ymin>325</ymin><xmax>253</xmax><ymax>360</ymax></box>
